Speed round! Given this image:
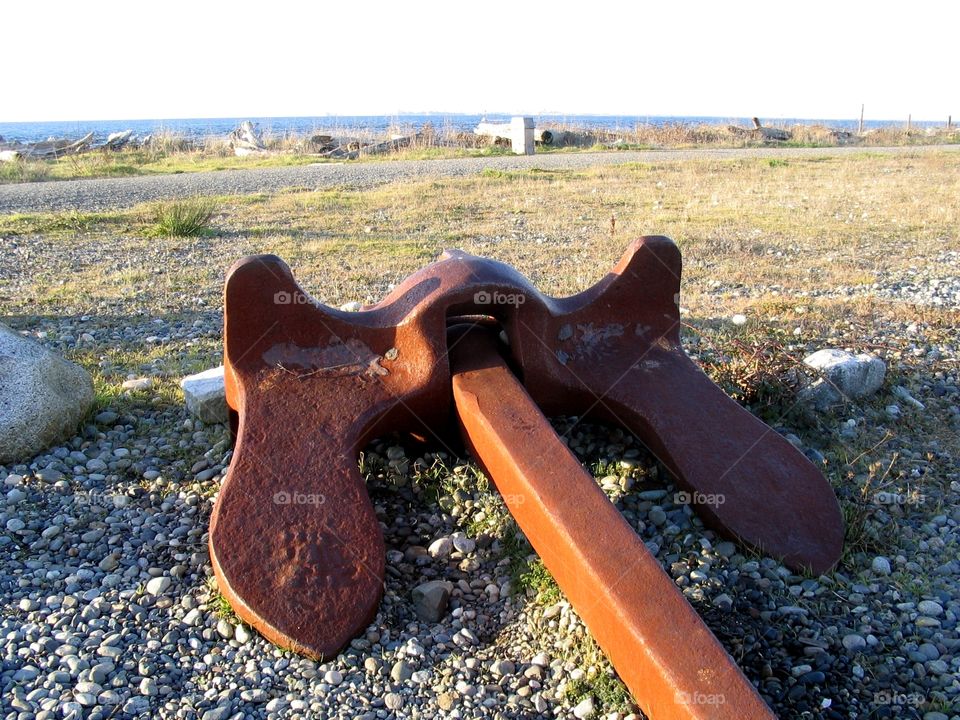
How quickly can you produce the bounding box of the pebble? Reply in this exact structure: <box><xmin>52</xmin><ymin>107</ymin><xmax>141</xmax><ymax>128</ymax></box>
<box><xmin>842</xmin><ymin>634</ymin><xmax>867</xmax><ymax>651</ymax></box>
<box><xmin>139</xmin><ymin>677</ymin><xmax>158</xmax><ymax>696</ymax></box>
<box><xmin>122</xmin><ymin>377</ymin><xmax>153</xmax><ymax>391</ymax></box>
<box><xmin>428</xmin><ymin>536</ymin><xmax>453</xmax><ymax>558</ymax></box>
<box><xmin>323</xmin><ymin>670</ymin><xmax>343</xmax><ymax>685</ymax></box>
<box><xmin>573</xmin><ymin>696</ymin><xmax>596</xmax><ymax>718</ymax></box>
<box><xmin>234</xmin><ymin>624</ymin><xmax>252</xmax><ymax>644</ymax></box>
<box><xmin>392</xmin><ymin>660</ymin><xmax>414</xmax><ymax>682</ymax></box>
<box><xmin>871</xmin><ymin>556</ymin><xmax>892</xmax><ymax>575</ymax></box>
<box><xmin>216</xmin><ymin>618</ymin><xmax>234</xmax><ymax>639</ymax></box>
<box><xmin>145</xmin><ymin>576</ymin><xmax>171</xmax><ymax>595</ymax></box>
<box><xmin>917</xmin><ymin>600</ymin><xmax>944</xmax><ymax>617</ymax></box>
<box><xmin>384</xmin><ymin>692</ymin><xmax>404</xmax><ymax>710</ymax></box>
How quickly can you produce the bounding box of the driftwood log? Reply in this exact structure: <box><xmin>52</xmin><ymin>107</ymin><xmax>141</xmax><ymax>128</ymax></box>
<box><xmin>229</xmin><ymin>121</ymin><xmax>266</xmax><ymax>156</ymax></box>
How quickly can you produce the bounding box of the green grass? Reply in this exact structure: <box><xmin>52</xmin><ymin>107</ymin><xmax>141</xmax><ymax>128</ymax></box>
<box><xmin>149</xmin><ymin>197</ymin><xmax>217</xmax><ymax>237</ymax></box>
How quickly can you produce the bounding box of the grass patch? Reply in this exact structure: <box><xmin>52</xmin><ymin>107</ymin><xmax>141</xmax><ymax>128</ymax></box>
<box><xmin>149</xmin><ymin>197</ymin><xmax>217</xmax><ymax>237</ymax></box>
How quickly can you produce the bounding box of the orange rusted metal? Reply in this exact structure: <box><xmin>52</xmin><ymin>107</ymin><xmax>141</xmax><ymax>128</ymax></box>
<box><xmin>210</xmin><ymin>237</ymin><xmax>842</xmax><ymax>670</ymax></box>
<box><xmin>449</xmin><ymin>326</ymin><xmax>776</xmax><ymax>719</ymax></box>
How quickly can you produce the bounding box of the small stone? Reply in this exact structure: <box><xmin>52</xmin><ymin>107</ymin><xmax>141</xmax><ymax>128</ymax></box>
<box><xmin>412</xmin><ymin>580</ymin><xmax>452</xmax><ymax>623</ymax></box>
<box><xmin>234</xmin><ymin>624</ymin><xmax>252</xmax><ymax>644</ymax></box>
<box><xmin>453</xmin><ymin>536</ymin><xmax>476</xmax><ymax>554</ymax></box>
<box><xmin>201</xmin><ymin>705</ymin><xmax>232</xmax><ymax>720</ymax></box>
<box><xmin>216</xmin><ymin>618</ymin><xmax>234</xmax><ymax>639</ymax></box>
<box><xmin>573</xmin><ymin>696</ymin><xmax>596</xmax><ymax>719</ymax></box>
<box><xmin>384</xmin><ymin>692</ymin><xmax>403</xmax><ymax>711</ymax></box>
<box><xmin>95</xmin><ymin>411</ymin><xmax>119</xmax><ymax>425</ymax></box>
<box><xmin>799</xmin><ymin>349</ymin><xmax>886</xmax><ymax>410</ymax></box>
<box><xmin>917</xmin><ymin>600</ymin><xmax>944</xmax><ymax>617</ymax></box>
<box><xmin>182</xmin><ymin>608</ymin><xmax>202</xmax><ymax>626</ymax></box>
<box><xmin>364</xmin><ymin>657</ymin><xmax>381</xmax><ymax>674</ymax></box>
<box><xmin>531</xmin><ymin>652</ymin><xmax>550</xmax><ymax>667</ymax></box>
<box><xmin>19</xmin><ymin>597</ymin><xmax>39</xmax><ymax>611</ymax></box>
<box><xmin>145</xmin><ymin>576</ymin><xmax>171</xmax><ymax>595</ymax></box>
<box><xmin>41</xmin><ymin>524</ymin><xmax>61</xmax><ymax>539</ymax></box>
<box><xmin>648</xmin><ymin>507</ymin><xmax>667</xmax><ymax>526</ymax></box>
<box><xmin>428</xmin><ymin>536</ymin><xmax>453</xmax><ymax>558</ymax></box>
<box><xmin>491</xmin><ymin>660</ymin><xmax>515</xmax><ymax>676</ymax></box>
<box><xmin>6</xmin><ymin>517</ymin><xmax>26</xmax><ymax>532</ymax></box>
<box><xmin>391</xmin><ymin>660</ymin><xmax>413</xmax><ymax>682</ymax></box>
<box><xmin>713</xmin><ymin>593</ymin><xmax>733</xmax><ymax>611</ymax></box>
<box><xmin>323</xmin><ymin>670</ymin><xmax>343</xmax><ymax>685</ymax></box>
<box><xmin>715</xmin><ymin>541</ymin><xmax>736</xmax><ymax>558</ymax></box>
<box><xmin>871</xmin><ymin>556</ymin><xmax>891</xmax><ymax>576</ymax></box>
<box><xmin>437</xmin><ymin>692</ymin><xmax>455</xmax><ymax>711</ymax></box>
<box><xmin>842</xmin><ymin>634</ymin><xmax>866</xmax><ymax>651</ymax></box>
<box><xmin>340</xmin><ymin>301</ymin><xmax>363</xmax><ymax>312</ymax></box>
<box><xmin>122</xmin><ymin>377</ymin><xmax>153</xmax><ymax>391</ymax></box>
<box><xmin>139</xmin><ymin>677</ymin><xmax>158</xmax><ymax>696</ymax></box>
<box><xmin>7</xmin><ymin>487</ymin><xmax>26</xmax><ymax>503</ymax></box>
<box><xmin>731</xmin><ymin>314</ymin><xmax>747</xmax><ymax>326</ymax></box>
<box><xmin>180</xmin><ymin>366</ymin><xmax>228</xmax><ymax>424</ymax></box>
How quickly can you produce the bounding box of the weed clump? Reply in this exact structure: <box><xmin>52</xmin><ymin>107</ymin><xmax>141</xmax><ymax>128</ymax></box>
<box><xmin>149</xmin><ymin>197</ymin><xmax>217</xmax><ymax>237</ymax></box>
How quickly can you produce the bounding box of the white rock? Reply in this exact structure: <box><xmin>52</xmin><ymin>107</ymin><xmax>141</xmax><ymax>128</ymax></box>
<box><xmin>428</xmin><ymin>537</ymin><xmax>453</xmax><ymax>558</ymax></box>
<box><xmin>799</xmin><ymin>349</ymin><xmax>886</xmax><ymax>410</ymax></box>
<box><xmin>235</xmin><ymin>624</ymin><xmax>252</xmax><ymax>644</ymax></box>
<box><xmin>122</xmin><ymin>377</ymin><xmax>153</xmax><ymax>391</ymax></box>
<box><xmin>731</xmin><ymin>314</ymin><xmax>748</xmax><ymax>326</ymax></box>
<box><xmin>216</xmin><ymin>618</ymin><xmax>234</xmax><ymax>639</ymax></box>
<box><xmin>0</xmin><ymin>323</ymin><xmax>95</xmax><ymax>464</ymax></box>
<box><xmin>180</xmin><ymin>366</ymin><xmax>228</xmax><ymax>424</ymax></box>
<box><xmin>573</xmin><ymin>696</ymin><xmax>596</xmax><ymax>718</ymax></box>
<box><xmin>145</xmin><ymin>576</ymin><xmax>171</xmax><ymax>595</ymax></box>
<box><xmin>339</xmin><ymin>301</ymin><xmax>363</xmax><ymax>312</ymax></box>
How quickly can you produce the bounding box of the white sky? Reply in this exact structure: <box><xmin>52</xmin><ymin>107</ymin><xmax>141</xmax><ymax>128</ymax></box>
<box><xmin>2</xmin><ymin>0</ymin><xmax>956</xmax><ymax>123</ymax></box>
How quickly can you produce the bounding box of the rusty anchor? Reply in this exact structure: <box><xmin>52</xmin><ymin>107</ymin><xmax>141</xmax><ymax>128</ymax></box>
<box><xmin>210</xmin><ymin>237</ymin><xmax>843</xmax><ymax>719</ymax></box>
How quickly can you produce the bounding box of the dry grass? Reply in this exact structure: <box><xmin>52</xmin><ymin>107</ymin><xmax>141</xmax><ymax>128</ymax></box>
<box><xmin>3</xmin><ymin>151</ymin><xmax>957</xmax><ymax>315</ymax></box>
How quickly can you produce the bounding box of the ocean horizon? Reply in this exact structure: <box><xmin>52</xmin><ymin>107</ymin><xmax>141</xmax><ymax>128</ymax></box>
<box><xmin>0</xmin><ymin>113</ymin><xmax>943</xmax><ymax>145</ymax></box>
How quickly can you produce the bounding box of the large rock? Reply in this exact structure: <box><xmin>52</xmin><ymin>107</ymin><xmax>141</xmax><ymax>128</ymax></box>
<box><xmin>0</xmin><ymin>324</ymin><xmax>94</xmax><ymax>463</ymax></box>
<box><xmin>180</xmin><ymin>366</ymin><xmax>228</xmax><ymax>424</ymax></box>
<box><xmin>798</xmin><ymin>349</ymin><xmax>886</xmax><ymax>410</ymax></box>
<box><xmin>411</xmin><ymin>580</ymin><xmax>452</xmax><ymax>623</ymax></box>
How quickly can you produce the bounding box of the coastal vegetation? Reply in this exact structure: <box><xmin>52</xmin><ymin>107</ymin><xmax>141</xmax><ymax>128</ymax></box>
<box><xmin>1</xmin><ymin>121</ymin><xmax>957</xmax><ymax>184</ymax></box>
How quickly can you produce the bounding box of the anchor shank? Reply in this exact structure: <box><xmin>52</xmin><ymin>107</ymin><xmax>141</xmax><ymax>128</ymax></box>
<box><xmin>449</xmin><ymin>327</ymin><xmax>776</xmax><ymax>720</ymax></box>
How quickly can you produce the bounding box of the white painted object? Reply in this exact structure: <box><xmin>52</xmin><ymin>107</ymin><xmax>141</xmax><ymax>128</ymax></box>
<box><xmin>181</xmin><ymin>365</ymin><xmax>228</xmax><ymax>424</ymax></box>
<box><xmin>510</xmin><ymin>116</ymin><xmax>535</xmax><ymax>155</ymax></box>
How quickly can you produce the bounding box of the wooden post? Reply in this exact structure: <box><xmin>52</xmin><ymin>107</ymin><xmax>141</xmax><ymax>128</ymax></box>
<box><xmin>858</xmin><ymin>104</ymin><xmax>864</xmax><ymax>134</ymax></box>
<box><xmin>949</xmin><ymin>116</ymin><xmax>953</xmax><ymax>129</ymax></box>
<box><xmin>907</xmin><ymin>114</ymin><xmax>912</xmax><ymax>132</ymax></box>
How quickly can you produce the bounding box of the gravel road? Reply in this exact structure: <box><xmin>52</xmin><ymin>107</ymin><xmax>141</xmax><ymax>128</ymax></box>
<box><xmin>2</xmin><ymin>144</ymin><xmax>958</xmax><ymax>214</ymax></box>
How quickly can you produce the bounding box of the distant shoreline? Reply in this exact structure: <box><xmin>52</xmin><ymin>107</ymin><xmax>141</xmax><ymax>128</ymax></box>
<box><xmin>0</xmin><ymin>114</ymin><xmax>952</xmax><ymax>145</ymax></box>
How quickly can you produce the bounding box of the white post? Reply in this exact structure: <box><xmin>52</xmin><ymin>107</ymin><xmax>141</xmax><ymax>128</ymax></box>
<box><xmin>510</xmin><ymin>116</ymin><xmax>535</xmax><ymax>155</ymax></box>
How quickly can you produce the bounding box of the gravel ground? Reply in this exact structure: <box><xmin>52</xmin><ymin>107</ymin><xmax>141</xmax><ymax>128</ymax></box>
<box><xmin>1</xmin><ymin>145</ymin><xmax>958</xmax><ymax>214</ymax></box>
<box><xmin>2</xmin><ymin>167</ymin><xmax>960</xmax><ymax>719</ymax></box>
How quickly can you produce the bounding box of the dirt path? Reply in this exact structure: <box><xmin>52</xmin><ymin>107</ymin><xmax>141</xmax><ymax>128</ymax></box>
<box><xmin>2</xmin><ymin>144</ymin><xmax>957</xmax><ymax>214</ymax></box>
